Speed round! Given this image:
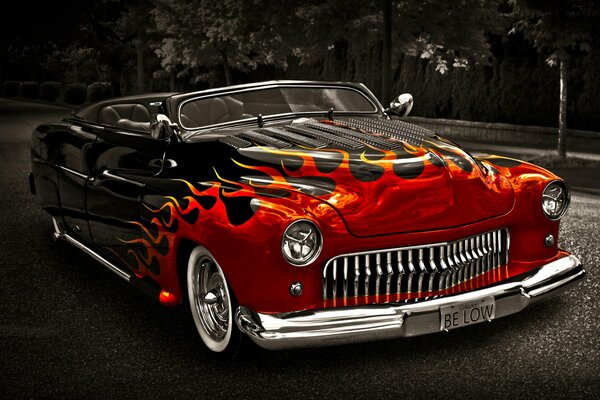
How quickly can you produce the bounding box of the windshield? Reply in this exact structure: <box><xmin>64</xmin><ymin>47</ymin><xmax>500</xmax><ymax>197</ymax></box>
<box><xmin>179</xmin><ymin>86</ymin><xmax>378</xmax><ymax>129</ymax></box>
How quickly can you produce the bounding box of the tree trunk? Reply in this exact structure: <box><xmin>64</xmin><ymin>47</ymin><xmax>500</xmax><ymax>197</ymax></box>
<box><xmin>136</xmin><ymin>41</ymin><xmax>145</xmax><ymax>93</ymax></box>
<box><xmin>557</xmin><ymin>58</ymin><xmax>568</xmax><ymax>160</ymax></box>
<box><xmin>222</xmin><ymin>52</ymin><xmax>232</xmax><ymax>86</ymax></box>
<box><xmin>169</xmin><ymin>69</ymin><xmax>175</xmax><ymax>92</ymax></box>
<box><xmin>110</xmin><ymin>66</ymin><xmax>122</xmax><ymax>97</ymax></box>
<box><xmin>224</xmin><ymin>64</ymin><xmax>232</xmax><ymax>86</ymax></box>
<box><xmin>382</xmin><ymin>0</ymin><xmax>392</xmax><ymax>104</ymax></box>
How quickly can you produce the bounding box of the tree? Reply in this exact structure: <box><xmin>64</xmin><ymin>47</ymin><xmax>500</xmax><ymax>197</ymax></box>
<box><xmin>509</xmin><ymin>0</ymin><xmax>599</xmax><ymax>159</ymax></box>
<box><xmin>116</xmin><ymin>0</ymin><xmax>157</xmax><ymax>93</ymax></box>
<box><xmin>77</xmin><ymin>0</ymin><xmax>157</xmax><ymax>95</ymax></box>
<box><xmin>149</xmin><ymin>0</ymin><xmax>504</xmax><ymax>96</ymax></box>
<box><xmin>61</xmin><ymin>46</ymin><xmax>97</xmax><ymax>83</ymax></box>
<box><xmin>151</xmin><ymin>0</ymin><xmax>288</xmax><ymax>87</ymax></box>
<box><xmin>286</xmin><ymin>0</ymin><xmax>505</xmax><ymax>102</ymax></box>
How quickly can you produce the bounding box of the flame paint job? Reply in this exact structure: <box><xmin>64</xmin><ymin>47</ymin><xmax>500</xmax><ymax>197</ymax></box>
<box><xmin>31</xmin><ymin>104</ymin><xmax>568</xmax><ymax>315</ymax></box>
<box><xmin>230</xmin><ymin>127</ymin><xmax>515</xmax><ymax>237</ymax></box>
<box><xmin>101</xmin><ymin>120</ymin><xmax>563</xmax><ymax>314</ymax></box>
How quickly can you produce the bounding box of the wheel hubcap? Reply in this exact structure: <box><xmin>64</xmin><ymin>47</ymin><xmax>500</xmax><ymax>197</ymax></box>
<box><xmin>193</xmin><ymin>259</ymin><xmax>230</xmax><ymax>341</ymax></box>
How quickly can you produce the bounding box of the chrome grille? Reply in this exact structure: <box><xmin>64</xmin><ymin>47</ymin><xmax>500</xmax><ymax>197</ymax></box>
<box><xmin>322</xmin><ymin>228</ymin><xmax>509</xmax><ymax>302</ymax></box>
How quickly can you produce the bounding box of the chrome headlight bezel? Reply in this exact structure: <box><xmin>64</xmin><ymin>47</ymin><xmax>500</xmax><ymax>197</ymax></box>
<box><xmin>541</xmin><ymin>180</ymin><xmax>570</xmax><ymax>220</ymax></box>
<box><xmin>281</xmin><ymin>219</ymin><xmax>323</xmax><ymax>267</ymax></box>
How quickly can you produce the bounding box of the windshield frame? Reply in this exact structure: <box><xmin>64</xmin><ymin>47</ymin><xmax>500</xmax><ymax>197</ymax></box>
<box><xmin>173</xmin><ymin>81</ymin><xmax>383</xmax><ymax>135</ymax></box>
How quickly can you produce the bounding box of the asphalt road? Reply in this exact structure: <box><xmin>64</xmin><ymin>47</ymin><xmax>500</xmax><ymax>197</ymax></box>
<box><xmin>1</xmin><ymin>99</ymin><xmax>598</xmax><ymax>399</ymax></box>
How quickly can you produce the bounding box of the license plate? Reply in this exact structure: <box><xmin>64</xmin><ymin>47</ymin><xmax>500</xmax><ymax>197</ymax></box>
<box><xmin>440</xmin><ymin>297</ymin><xmax>496</xmax><ymax>331</ymax></box>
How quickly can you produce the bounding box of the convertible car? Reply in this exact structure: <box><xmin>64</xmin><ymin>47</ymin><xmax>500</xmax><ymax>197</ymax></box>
<box><xmin>30</xmin><ymin>80</ymin><xmax>585</xmax><ymax>355</ymax></box>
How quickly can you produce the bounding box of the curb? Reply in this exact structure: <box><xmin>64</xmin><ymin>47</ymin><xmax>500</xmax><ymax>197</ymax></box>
<box><xmin>571</xmin><ymin>186</ymin><xmax>600</xmax><ymax>197</ymax></box>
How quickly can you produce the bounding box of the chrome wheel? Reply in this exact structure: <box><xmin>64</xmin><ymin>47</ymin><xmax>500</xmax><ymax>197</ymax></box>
<box><xmin>187</xmin><ymin>246</ymin><xmax>236</xmax><ymax>353</ymax></box>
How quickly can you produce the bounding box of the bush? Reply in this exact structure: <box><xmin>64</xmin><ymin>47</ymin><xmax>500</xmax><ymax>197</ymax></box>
<box><xmin>64</xmin><ymin>83</ymin><xmax>87</xmax><ymax>105</ymax></box>
<box><xmin>19</xmin><ymin>81</ymin><xmax>39</xmax><ymax>99</ymax></box>
<box><xmin>40</xmin><ymin>81</ymin><xmax>63</xmax><ymax>101</ymax></box>
<box><xmin>87</xmin><ymin>82</ymin><xmax>113</xmax><ymax>102</ymax></box>
<box><xmin>3</xmin><ymin>81</ymin><xmax>19</xmax><ymax>97</ymax></box>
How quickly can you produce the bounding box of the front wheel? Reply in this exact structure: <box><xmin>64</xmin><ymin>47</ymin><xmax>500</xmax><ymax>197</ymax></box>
<box><xmin>187</xmin><ymin>246</ymin><xmax>242</xmax><ymax>356</ymax></box>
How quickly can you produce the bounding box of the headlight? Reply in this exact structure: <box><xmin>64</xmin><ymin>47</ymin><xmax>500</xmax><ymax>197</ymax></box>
<box><xmin>541</xmin><ymin>180</ymin><xmax>569</xmax><ymax>220</ymax></box>
<box><xmin>281</xmin><ymin>220</ymin><xmax>322</xmax><ymax>266</ymax></box>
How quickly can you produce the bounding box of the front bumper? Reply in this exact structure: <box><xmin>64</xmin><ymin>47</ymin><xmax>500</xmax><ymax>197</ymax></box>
<box><xmin>235</xmin><ymin>254</ymin><xmax>585</xmax><ymax>350</ymax></box>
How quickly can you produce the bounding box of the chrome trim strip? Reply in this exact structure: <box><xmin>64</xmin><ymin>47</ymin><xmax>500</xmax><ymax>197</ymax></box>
<box><xmin>236</xmin><ymin>255</ymin><xmax>584</xmax><ymax>350</ymax></box>
<box><xmin>330</xmin><ymin>241</ymin><xmax>449</xmax><ymax>259</ymax></box>
<box><xmin>343</xmin><ymin>257</ymin><xmax>349</xmax><ymax>300</ymax></box>
<box><xmin>58</xmin><ymin>165</ymin><xmax>88</xmax><ymax>180</ymax></box>
<box><xmin>52</xmin><ymin>218</ymin><xmax>131</xmax><ymax>282</ymax></box>
<box><xmin>322</xmin><ymin>266</ymin><xmax>328</xmax><ymax>300</ymax></box>
<box><xmin>98</xmin><ymin>170</ymin><xmax>144</xmax><ymax>187</ymax></box>
<box><xmin>332</xmin><ymin>259</ymin><xmax>337</xmax><ymax>299</ymax></box>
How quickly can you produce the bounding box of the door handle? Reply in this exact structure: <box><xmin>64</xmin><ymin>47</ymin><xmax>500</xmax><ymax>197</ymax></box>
<box><xmin>148</xmin><ymin>159</ymin><xmax>178</xmax><ymax>169</ymax></box>
<box><xmin>90</xmin><ymin>170</ymin><xmax>144</xmax><ymax>187</ymax></box>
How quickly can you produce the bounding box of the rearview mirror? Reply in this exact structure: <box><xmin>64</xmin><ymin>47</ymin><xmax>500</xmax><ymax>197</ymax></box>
<box><xmin>386</xmin><ymin>93</ymin><xmax>413</xmax><ymax>117</ymax></box>
<box><xmin>150</xmin><ymin>114</ymin><xmax>178</xmax><ymax>140</ymax></box>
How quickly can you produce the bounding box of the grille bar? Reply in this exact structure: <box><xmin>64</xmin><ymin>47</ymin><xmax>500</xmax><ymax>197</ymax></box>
<box><xmin>322</xmin><ymin>228</ymin><xmax>509</xmax><ymax>302</ymax></box>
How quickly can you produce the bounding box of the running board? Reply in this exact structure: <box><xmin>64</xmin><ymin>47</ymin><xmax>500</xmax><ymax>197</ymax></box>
<box><xmin>51</xmin><ymin>218</ymin><xmax>174</xmax><ymax>304</ymax></box>
<box><xmin>53</xmin><ymin>218</ymin><xmax>131</xmax><ymax>281</ymax></box>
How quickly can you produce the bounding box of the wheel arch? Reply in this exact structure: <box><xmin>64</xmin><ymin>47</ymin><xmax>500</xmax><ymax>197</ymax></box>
<box><xmin>175</xmin><ymin>238</ymin><xmax>197</xmax><ymax>305</ymax></box>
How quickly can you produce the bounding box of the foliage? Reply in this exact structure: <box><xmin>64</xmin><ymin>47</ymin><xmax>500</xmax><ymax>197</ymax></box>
<box><xmin>340</xmin><ymin>33</ymin><xmax>597</xmax><ymax>131</ymax></box>
<box><xmin>19</xmin><ymin>81</ymin><xmax>39</xmax><ymax>99</ymax></box>
<box><xmin>40</xmin><ymin>82</ymin><xmax>63</xmax><ymax>101</ymax></box>
<box><xmin>61</xmin><ymin>46</ymin><xmax>99</xmax><ymax>83</ymax></box>
<box><xmin>3</xmin><ymin>81</ymin><xmax>19</xmax><ymax>97</ymax></box>
<box><xmin>87</xmin><ymin>82</ymin><xmax>114</xmax><ymax>102</ymax></box>
<box><xmin>289</xmin><ymin>0</ymin><xmax>505</xmax><ymax>73</ymax></box>
<box><xmin>64</xmin><ymin>83</ymin><xmax>87</xmax><ymax>105</ymax></box>
<box><xmin>508</xmin><ymin>0</ymin><xmax>598</xmax><ymax>64</ymax></box>
<box><xmin>151</xmin><ymin>0</ymin><xmax>296</xmax><ymax>85</ymax></box>
<box><xmin>508</xmin><ymin>0</ymin><xmax>599</xmax><ymax>157</ymax></box>
<box><xmin>149</xmin><ymin>0</ymin><xmax>505</xmax><ymax>91</ymax></box>
<box><xmin>1</xmin><ymin>0</ymin><xmax>599</xmax><ymax>131</ymax></box>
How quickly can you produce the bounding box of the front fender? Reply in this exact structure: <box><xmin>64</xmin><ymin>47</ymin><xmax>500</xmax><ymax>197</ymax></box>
<box><xmin>138</xmin><ymin>178</ymin><xmax>346</xmax><ymax>313</ymax></box>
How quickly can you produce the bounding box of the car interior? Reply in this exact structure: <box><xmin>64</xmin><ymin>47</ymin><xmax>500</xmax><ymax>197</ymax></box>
<box><xmin>73</xmin><ymin>94</ymin><xmax>172</xmax><ymax>134</ymax></box>
<box><xmin>179</xmin><ymin>96</ymin><xmax>255</xmax><ymax>128</ymax></box>
<box><xmin>98</xmin><ymin>103</ymin><xmax>152</xmax><ymax>132</ymax></box>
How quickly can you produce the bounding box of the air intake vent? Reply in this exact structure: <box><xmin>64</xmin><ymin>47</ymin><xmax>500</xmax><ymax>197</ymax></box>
<box><xmin>219</xmin><ymin>136</ymin><xmax>252</xmax><ymax>149</ymax></box>
<box><xmin>287</xmin><ymin>125</ymin><xmax>363</xmax><ymax>149</ymax></box>
<box><xmin>305</xmin><ymin>122</ymin><xmax>402</xmax><ymax>150</ymax></box>
<box><xmin>343</xmin><ymin>118</ymin><xmax>433</xmax><ymax>146</ymax></box>
<box><xmin>238</xmin><ymin>130</ymin><xmax>292</xmax><ymax>149</ymax></box>
<box><xmin>260</xmin><ymin>127</ymin><xmax>328</xmax><ymax>149</ymax></box>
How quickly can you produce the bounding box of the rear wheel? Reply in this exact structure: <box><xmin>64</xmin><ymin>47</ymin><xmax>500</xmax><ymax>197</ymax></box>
<box><xmin>187</xmin><ymin>246</ymin><xmax>242</xmax><ymax>356</ymax></box>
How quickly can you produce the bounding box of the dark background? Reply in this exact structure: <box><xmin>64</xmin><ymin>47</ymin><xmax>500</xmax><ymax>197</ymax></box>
<box><xmin>1</xmin><ymin>0</ymin><xmax>599</xmax><ymax>130</ymax></box>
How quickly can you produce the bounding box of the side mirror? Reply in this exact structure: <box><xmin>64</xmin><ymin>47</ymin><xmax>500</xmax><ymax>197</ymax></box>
<box><xmin>386</xmin><ymin>93</ymin><xmax>413</xmax><ymax>117</ymax></box>
<box><xmin>150</xmin><ymin>114</ymin><xmax>178</xmax><ymax>140</ymax></box>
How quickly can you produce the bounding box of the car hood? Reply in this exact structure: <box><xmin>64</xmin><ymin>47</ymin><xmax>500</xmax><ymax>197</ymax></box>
<box><xmin>221</xmin><ymin>118</ymin><xmax>515</xmax><ymax>237</ymax></box>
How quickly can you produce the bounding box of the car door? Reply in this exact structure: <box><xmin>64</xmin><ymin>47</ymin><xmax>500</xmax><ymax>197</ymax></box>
<box><xmin>86</xmin><ymin>127</ymin><xmax>168</xmax><ymax>270</ymax></box>
<box><xmin>53</xmin><ymin>124</ymin><xmax>98</xmax><ymax>244</ymax></box>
